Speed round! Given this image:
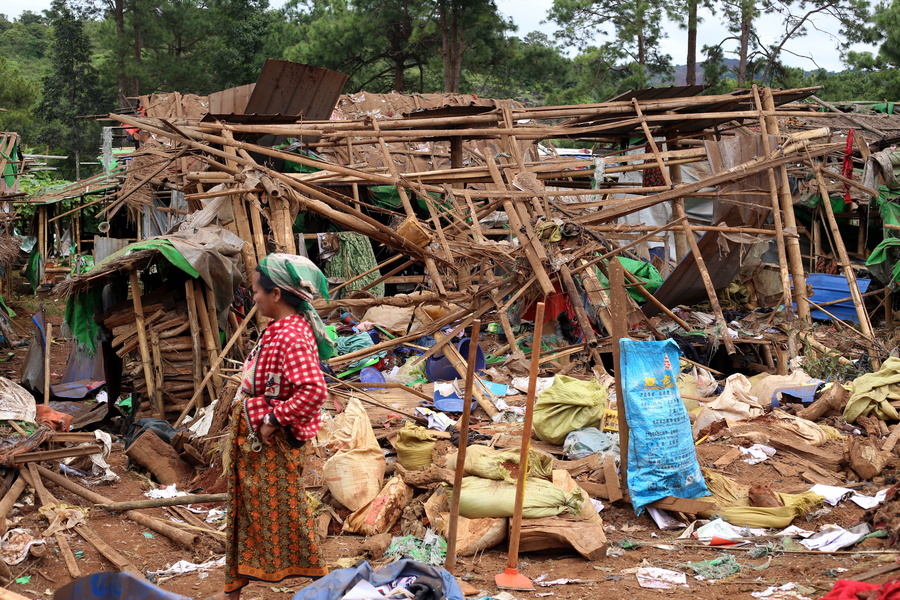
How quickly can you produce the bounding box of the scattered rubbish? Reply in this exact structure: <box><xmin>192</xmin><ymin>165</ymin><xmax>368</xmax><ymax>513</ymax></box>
<box><xmin>635</xmin><ymin>567</ymin><xmax>688</xmax><ymax>589</ymax></box>
<box><xmin>686</xmin><ymin>554</ymin><xmax>741</xmax><ymax>579</ymax></box>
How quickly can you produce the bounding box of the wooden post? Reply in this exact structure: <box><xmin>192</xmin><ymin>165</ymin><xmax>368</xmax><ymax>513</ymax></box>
<box><xmin>129</xmin><ymin>270</ymin><xmax>160</xmax><ymax>414</ymax></box>
<box><xmin>205</xmin><ymin>284</ymin><xmax>222</xmax><ymax>353</ymax></box>
<box><xmin>43</xmin><ymin>322</ymin><xmax>51</xmax><ymax>404</ymax></box>
<box><xmin>813</xmin><ymin>167</ymin><xmax>875</xmax><ymax>338</ymax></box>
<box><xmin>193</xmin><ymin>281</ymin><xmax>222</xmax><ymax>395</ymax></box>
<box><xmin>149</xmin><ymin>329</ymin><xmax>165</xmax><ymax>419</ymax></box>
<box><xmin>558</xmin><ymin>264</ymin><xmax>605</xmax><ymax>366</ymax></box>
<box><xmin>763</xmin><ymin>87</ymin><xmax>811</xmax><ymax>322</ymax></box>
<box><xmin>174</xmin><ymin>304</ymin><xmax>258</xmax><ymax>427</ymax></box>
<box><xmin>665</xmin><ymin>135</ymin><xmax>689</xmax><ymax>262</ymax></box>
<box><xmin>184</xmin><ymin>279</ymin><xmax>206</xmax><ymax>409</ymax></box>
<box><xmin>24</xmin><ymin>464</ymin><xmax>80</xmax><ymax>578</ymax></box>
<box><xmin>609</xmin><ymin>259</ymin><xmax>629</xmax><ymax>495</ymax></box>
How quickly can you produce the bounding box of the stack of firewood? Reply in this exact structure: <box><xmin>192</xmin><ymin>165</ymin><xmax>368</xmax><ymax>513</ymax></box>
<box><xmin>100</xmin><ymin>279</ymin><xmax>222</xmax><ymax>420</ymax></box>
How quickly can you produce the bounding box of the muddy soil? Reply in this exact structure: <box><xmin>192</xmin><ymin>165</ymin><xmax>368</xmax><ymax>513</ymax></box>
<box><xmin>2</xmin><ymin>291</ymin><xmax>896</xmax><ymax>600</ymax></box>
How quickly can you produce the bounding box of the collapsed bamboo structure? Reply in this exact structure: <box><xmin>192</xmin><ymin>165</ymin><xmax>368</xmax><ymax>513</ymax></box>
<box><xmin>51</xmin><ymin>74</ymin><xmax>900</xmax><ymax>423</ymax></box>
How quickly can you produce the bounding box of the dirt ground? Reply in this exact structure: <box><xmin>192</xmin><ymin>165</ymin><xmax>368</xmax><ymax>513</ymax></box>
<box><xmin>2</xmin><ymin>291</ymin><xmax>897</xmax><ymax>600</ymax></box>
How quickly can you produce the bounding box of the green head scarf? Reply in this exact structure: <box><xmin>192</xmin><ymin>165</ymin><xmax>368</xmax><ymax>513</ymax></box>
<box><xmin>258</xmin><ymin>253</ymin><xmax>335</xmax><ymax>360</ymax></box>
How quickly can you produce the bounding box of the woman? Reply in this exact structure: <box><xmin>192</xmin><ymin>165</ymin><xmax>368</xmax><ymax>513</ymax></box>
<box><xmin>212</xmin><ymin>253</ymin><xmax>335</xmax><ymax>600</ymax></box>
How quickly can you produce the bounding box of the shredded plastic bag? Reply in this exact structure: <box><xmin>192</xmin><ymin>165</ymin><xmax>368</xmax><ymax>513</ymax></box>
<box><xmin>394</xmin><ymin>422</ymin><xmax>436</xmax><ymax>470</ymax></box>
<box><xmin>621</xmin><ymin>339</ymin><xmax>709</xmax><ymax>514</ymax></box>
<box><xmin>533</xmin><ymin>375</ymin><xmax>607</xmax><ymax>445</ymax></box>
<box><xmin>446</xmin><ymin>445</ymin><xmax>553</xmax><ymax>483</ymax></box>
<box><xmin>452</xmin><ymin>476</ymin><xmax>582</xmax><ymax>519</ymax></box>
<box><xmin>563</xmin><ymin>427</ymin><xmax>619</xmax><ymax>460</ymax></box>
<box><xmin>693</xmin><ymin>373</ymin><xmax>765</xmax><ymax>436</ymax></box>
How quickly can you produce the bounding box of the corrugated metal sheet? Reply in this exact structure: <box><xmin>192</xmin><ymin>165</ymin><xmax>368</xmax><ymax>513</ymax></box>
<box><xmin>244</xmin><ymin>60</ymin><xmax>348</xmax><ymax>120</ymax></box>
<box><xmin>208</xmin><ymin>84</ymin><xmax>255</xmax><ymax>115</ymax></box>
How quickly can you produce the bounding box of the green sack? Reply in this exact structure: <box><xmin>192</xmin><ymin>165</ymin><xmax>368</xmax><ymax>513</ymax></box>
<box><xmin>452</xmin><ymin>476</ymin><xmax>583</xmax><ymax>519</ymax></box>
<box><xmin>533</xmin><ymin>375</ymin><xmax>607</xmax><ymax>445</ymax></box>
<box><xmin>395</xmin><ymin>422</ymin><xmax>436</xmax><ymax>470</ymax></box>
<box><xmin>446</xmin><ymin>445</ymin><xmax>553</xmax><ymax>483</ymax></box>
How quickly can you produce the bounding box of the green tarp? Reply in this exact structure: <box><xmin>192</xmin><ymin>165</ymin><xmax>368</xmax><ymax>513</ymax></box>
<box><xmin>65</xmin><ymin>239</ymin><xmax>200</xmax><ymax>353</ymax></box>
<box><xmin>596</xmin><ymin>256</ymin><xmax>663</xmax><ymax>302</ymax></box>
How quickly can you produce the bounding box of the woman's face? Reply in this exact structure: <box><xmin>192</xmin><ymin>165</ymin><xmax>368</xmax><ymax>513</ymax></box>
<box><xmin>252</xmin><ymin>270</ymin><xmax>280</xmax><ymax>318</ymax></box>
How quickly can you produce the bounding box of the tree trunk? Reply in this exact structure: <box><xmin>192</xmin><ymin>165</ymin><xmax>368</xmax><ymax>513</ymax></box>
<box><xmin>441</xmin><ymin>0</ymin><xmax>463</xmax><ymax>93</ymax></box>
<box><xmin>686</xmin><ymin>0</ymin><xmax>698</xmax><ymax>85</ymax></box>
<box><xmin>131</xmin><ymin>20</ymin><xmax>142</xmax><ymax>96</ymax></box>
<box><xmin>114</xmin><ymin>0</ymin><xmax>128</xmax><ymax>108</ymax></box>
<box><xmin>737</xmin><ymin>0</ymin><xmax>753</xmax><ymax>86</ymax></box>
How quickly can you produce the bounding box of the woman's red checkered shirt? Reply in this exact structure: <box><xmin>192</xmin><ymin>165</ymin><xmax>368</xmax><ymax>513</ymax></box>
<box><xmin>241</xmin><ymin>314</ymin><xmax>327</xmax><ymax>441</ymax></box>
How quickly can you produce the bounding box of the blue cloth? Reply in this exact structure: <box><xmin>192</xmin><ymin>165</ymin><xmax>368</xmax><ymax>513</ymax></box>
<box><xmin>290</xmin><ymin>559</ymin><xmax>463</xmax><ymax>600</ymax></box>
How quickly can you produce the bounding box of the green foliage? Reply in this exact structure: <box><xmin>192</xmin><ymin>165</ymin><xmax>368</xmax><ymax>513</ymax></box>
<box><xmin>34</xmin><ymin>1</ymin><xmax>115</xmax><ymax>179</ymax></box>
<box><xmin>802</xmin><ymin>344</ymin><xmax>862</xmax><ymax>381</ymax></box>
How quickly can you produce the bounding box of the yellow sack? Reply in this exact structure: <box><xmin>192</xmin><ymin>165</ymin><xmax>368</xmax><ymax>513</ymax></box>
<box><xmin>395</xmin><ymin>422</ymin><xmax>436</xmax><ymax>470</ymax></box>
<box><xmin>451</xmin><ymin>476</ymin><xmax>582</xmax><ymax>519</ymax></box>
<box><xmin>446</xmin><ymin>445</ymin><xmax>553</xmax><ymax>483</ymax></box>
<box><xmin>533</xmin><ymin>375</ymin><xmax>607</xmax><ymax>445</ymax></box>
<box><xmin>700</xmin><ymin>470</ymin><xmax>822</xmax><ymax>528</ymax></box>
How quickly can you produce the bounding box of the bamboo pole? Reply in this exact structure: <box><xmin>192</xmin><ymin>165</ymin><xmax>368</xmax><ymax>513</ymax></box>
<box><xmin>174</xmin><ymin>304</ymin><xmax>258</xmax><ymax>427</ymax></box>
<box><xmin>129</xmin><ymin>270</ymin><xmax>161</xmax><ymax>415</ymax></box>
<box><xmin>445</xmin><ymin>319</ymin><xmax>482</xmax><ymax>574</ymax></box>
<box><xmin>812</xmin><ymin>166</ymin><xmax>875</xmax><ymax>338</ymax></box>
<box><xmin>42</xmin><ymin>322</ymin><xmax>51</xmax><ymax>404</ymax></box>
<box><xmin>763</xmin><ymin>88</ymin><xmax>811</xmax><ymax>323</ymax></box>
<box><xmin>752</xmin><ymin>85</ymin><xmax>795</xmax><ymax>316</ymax></box>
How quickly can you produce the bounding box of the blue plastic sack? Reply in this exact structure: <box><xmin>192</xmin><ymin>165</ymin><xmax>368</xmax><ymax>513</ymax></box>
<box><xmin>52</xmin><ymin>572</ymin><xmax>191</xmax><ymax>600</ymax></box>
<box><xmin>620</xmin><ymin>339</ymin><xmax>709</xmax><ymax>515</ymax></box>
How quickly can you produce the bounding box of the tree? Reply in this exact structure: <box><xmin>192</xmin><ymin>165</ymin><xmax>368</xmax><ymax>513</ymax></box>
<box><xmin>548</xmin><ymin>0</ymin><xmax>675</xmax><ymax>79</ymax></box>
<box><xmin>283</xmin><ymin>0</ymin><xmax>435</xmax><ymax>93</ymax></box>
<box><xmin>36</xmin><ymin>1</ymin><xmax>114</xmax><ymax>179</ymax></box>
<box><xmin>428</xmin><ymin>0</ymin><xmax>513</xmax><ymax>92</ymax></box>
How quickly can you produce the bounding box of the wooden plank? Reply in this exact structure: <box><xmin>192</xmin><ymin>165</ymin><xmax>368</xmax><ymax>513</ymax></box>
<box><xmin>603</xmin><ymin>453</ymin><xmax>623</xmax><ymax>503</ymax></box>
<box><xmin>883</xmin><ymin>425</ymin><xmax>900</xmax><ymax>453</ymax></box>
<box><xmin>12</xmin><ymin>444</ymin><xmax>102</xmax><ymax>464</ymax></box>
<box><xmin>575</xmin><ymin>480</ymin><xmax>609</xmax><ymax>500</ymax></box>
<box><xmin>850</xmin><ymin>560</ymin><xmax>900</xmax><ymax>582</ymax></box>
<box><xmin>609</xmin><ymin>258</ymin><xmax>629</xmax><ymax>496</ymax></box>
<box><xmin>713</xmin><ymin>447</ymin><xmax>743</xmax><ymax>467</ymax></box>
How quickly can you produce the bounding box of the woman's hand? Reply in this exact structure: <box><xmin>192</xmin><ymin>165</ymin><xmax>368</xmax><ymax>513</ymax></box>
<box><xmin>260</xmin><ymin>421</ymin><xmax>279</xmax><ymax>446</ymax></box>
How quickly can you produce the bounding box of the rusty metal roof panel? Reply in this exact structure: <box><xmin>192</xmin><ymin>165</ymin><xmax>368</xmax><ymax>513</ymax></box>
<box><xmin>244</xmin><ymin>60</ymin><xmax>348</xmax><ymax>121</ymax></box>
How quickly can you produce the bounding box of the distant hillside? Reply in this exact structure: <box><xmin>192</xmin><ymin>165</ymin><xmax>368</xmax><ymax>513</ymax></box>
<box><xmin>664</xmin><ymin>58</ymin><xmax>836</xmax><ymax>85</ymax></box>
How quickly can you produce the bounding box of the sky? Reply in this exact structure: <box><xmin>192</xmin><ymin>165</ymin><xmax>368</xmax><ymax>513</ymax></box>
<box><xmin>1</xmin><ymin>0</ymin><xmax>878</xmax><ymax>73</ymax></box>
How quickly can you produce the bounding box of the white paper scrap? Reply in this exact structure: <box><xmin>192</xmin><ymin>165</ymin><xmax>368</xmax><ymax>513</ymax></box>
<box><xmin>808</xmin><ymin>484</ymin><xmax>854</xmax><ymax>506</ymax></box>
<box><xmin>741</xmin><ymin>444</ymin><xmax>776</xmax><ymax>464</ymax></box>
<box><xmin>850</xmin><ymin>489</ymin><xmax>889</xmax><ymax>510</ymax></box>
<box><xmin>799</xmin><ymin>523</ymin><xmax>871</xmax><ymax>552</ymax></box>
<box><xmin>636</xmin><ymin>567</ymin><xmax>688</xmax><ymax>589</ymax></box>
<box><xmin>647</xmin><ymin>507</ymin><xmax>686</xmax><ymax>531</ymax></box>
